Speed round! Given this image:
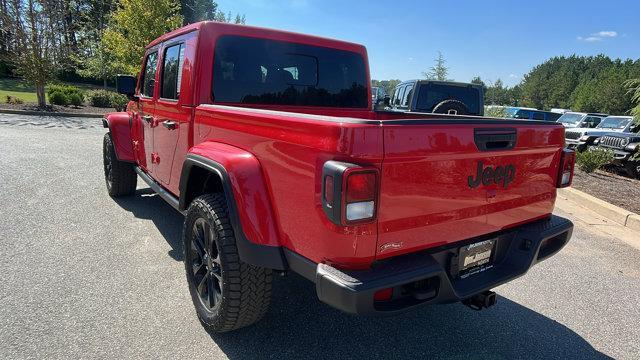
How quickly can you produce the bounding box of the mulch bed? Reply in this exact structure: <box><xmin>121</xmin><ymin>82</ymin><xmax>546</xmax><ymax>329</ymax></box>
<box><xmin>0</xmin><ymin>102</ymin><xmax>112</xmax><ymax>115</ymax></box>
<box><xmin>571</xmin><ymin>167</ymin><xmax>640</xmax><ymax>214</ymax></box>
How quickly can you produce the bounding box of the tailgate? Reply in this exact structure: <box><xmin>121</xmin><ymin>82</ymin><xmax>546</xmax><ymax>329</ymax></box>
<box><xmin>377</xmin><ymin>120</ymin><xmax>565</xmax><ymax>260</ymax></box>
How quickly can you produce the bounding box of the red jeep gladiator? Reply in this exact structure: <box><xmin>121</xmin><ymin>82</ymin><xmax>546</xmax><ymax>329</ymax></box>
<box><xmin>103</xmin><ymin>22</ymin><xmax>575</xmax><ymax>332</ymax></box>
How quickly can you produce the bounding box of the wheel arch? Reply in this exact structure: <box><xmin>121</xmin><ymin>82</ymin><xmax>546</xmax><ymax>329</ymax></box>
<box><xmin>179</xmin><ymin>145</ymin><xmax>286</xmax><ymax>270</ymax></box>
<box><xmin>103</xmin><ymin>112</ymin><xmax>135</xmax><ymax>162</ymax></box>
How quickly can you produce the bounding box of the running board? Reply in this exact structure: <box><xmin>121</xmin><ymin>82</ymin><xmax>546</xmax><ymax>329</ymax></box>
<box><xmin>134</xmin><ymin>167</ymin><xmax>184</xmax><ymax>215</ymax></box>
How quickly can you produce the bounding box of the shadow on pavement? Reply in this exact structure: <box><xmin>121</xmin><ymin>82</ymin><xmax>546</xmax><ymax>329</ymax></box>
<box><xmin>211</xmin><ymin>274</ymin><xmax>611</xmax><ymax>359</ymax></box>
<box><xmin>113</xmin><ymin>188</ymin><xmax>184</xmax><ymax>261</ymax></box>
<box><xmin>113</xmin><ymin>187</ymin><xmax>610</xmax><ymax>359</ymax></box>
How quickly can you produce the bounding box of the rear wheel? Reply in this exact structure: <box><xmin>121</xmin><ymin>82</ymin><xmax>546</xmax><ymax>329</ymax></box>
<box><xmin>183</xmin><ymin>193</ymin><xmax>272</xmax><ymax>332</ymax></box>
<box><xmin>103</xmin><ymin>133</ymin><xmax>137</xmax><ymax>197</ymax></box>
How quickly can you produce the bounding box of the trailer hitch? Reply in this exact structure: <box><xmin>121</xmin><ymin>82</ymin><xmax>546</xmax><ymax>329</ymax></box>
<box><xmin>463</xmin><ymin>290</ymin><xmax>497</xmax><ymax>310</ymax></box>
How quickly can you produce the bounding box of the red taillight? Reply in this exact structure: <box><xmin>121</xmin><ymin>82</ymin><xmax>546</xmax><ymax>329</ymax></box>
<box><xmin>557</xmin><ymin>149</ymin><xmax>575</xmax><ymax>188</ymax></box>
<box><xmin>374</xmin><ymin>288</ymin><xmax>393</xmax><ymax>302</ymax></box>
<box><xmin>324</xmin><ymin>175</ymin><xmax>334</xmax><ymax>204</ymax></box>
<box><xmin>321</xmin><ymin>161</ymin><xmax>379</xmax><ymax>225</ymax></box>
<box><xmin>346</xmin><ymin>172</ymin><xmax>376</xmax><ymax>202</ymax></box>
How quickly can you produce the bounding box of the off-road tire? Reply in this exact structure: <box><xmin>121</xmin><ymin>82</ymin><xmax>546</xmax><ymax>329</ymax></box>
<box><xmin>183</xmin><ymin>194</ymin><xmax>272</xmax><ymax>332</ymax></box>
<box><xmin>103</xmin><ymin>133</ymin><xmax>137</xmax><ymax>197</ymax></box>
<box><xmin>432</xmin><ymin>99</ymin><xmax>470</xmax><ymax>115</ymax></box>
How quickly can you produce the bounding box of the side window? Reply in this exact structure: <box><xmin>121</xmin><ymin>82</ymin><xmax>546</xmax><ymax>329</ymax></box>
<box><xmin>585</xmin><ymin>116</ymin><xmax>601</xmax><ymax>128</ymax></box>
<box><xmin>401</xmin><ymin>84</ymin><xmax>414</xmax><ymax>108</ymax></box>
<box><xmin>141</xmin><ymin>52</ymin><xmax>158</xmax><ymax>97</ymax></box>
<box><xmin>532</xmin><ymin>111</ymin><xmax>545</xmax><ymax>120</ymax></box>
<box><xmin>394</xmin><ymin>86</ymin><xmax>405</xmax><ymax>106</ymax></box>
<box><xmin>160</xmin><ymin>43</ymin><xmax>185</xmax><ymax>100</ymax></box>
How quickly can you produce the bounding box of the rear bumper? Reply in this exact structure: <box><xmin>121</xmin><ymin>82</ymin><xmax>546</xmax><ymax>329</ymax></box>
<box><xmin>286</xmin><ymin>215</ymin><xmax>573</xmax><ymax>315</ymax></box>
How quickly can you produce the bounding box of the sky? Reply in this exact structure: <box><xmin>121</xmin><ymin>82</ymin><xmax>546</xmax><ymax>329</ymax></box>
<box><xmin>215</xmin><ymin>0</ymin><xmax>640</xmax><ymax>87</ymax></box>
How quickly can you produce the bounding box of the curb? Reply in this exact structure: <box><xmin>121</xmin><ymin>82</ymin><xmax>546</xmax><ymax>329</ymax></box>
<box><xmin>0</xmin><ymin>108</ymin><xmax>104</xmax><ymax>118</ymax></box>
<box><xmin>558</xmin><ymin>187</ymin><xmax>640</xmax><ymax>231</ymax></box>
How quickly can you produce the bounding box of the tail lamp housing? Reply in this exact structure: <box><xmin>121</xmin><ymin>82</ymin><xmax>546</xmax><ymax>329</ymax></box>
<box><xmin>322</xmin><ymin>161</ymin><xmax>378</xmax><ymax>225</ymax></box>
<box><xmin>557</xmin><ymin>148</ymin><xmax>576</xmax><ymax>188</ymax></box>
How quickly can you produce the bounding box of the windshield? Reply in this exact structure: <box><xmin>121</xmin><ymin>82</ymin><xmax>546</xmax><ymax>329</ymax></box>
<box><xmin>557</xmin><ymin>113</ymin><xmax>584</xmax><ymax>125</ymax></box>
<box><xmin>505</xmin><ymin>107</ymin><xmax>519</xmax><ymax>118</ymax></box>
<box><xmin>596</xmin><ymin>117</ymin><xmax>631</xmax><ymax>130</ymax></box>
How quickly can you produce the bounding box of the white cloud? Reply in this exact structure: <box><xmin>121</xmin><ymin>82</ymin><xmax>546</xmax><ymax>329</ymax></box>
<box><xmin>578</xmin><ymin>30</ymin><xmax>617</xmax><ymax>42</ymax></box>
<box><xmin>408</xmin><ymin>57</ymin><xmax>414</xmax><ymax>62</ymax></box>
<box><xmin>509</xmin><ymin>74</ymin><xmax>518</xmax><ymax>78</ymax></box>
<box><xmin>594</xmin><ymin>31</ymin><xmax>617</xmax><ymax>38</ymax></box>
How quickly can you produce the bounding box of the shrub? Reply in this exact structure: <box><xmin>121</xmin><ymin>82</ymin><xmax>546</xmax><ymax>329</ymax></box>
<box><xmin>87</xmin><ymin>90</ymin><xmax>114</xmax><ymax>108</ymax></box>
<box><xmin>484</xmin><ymin>106</ymin><xmax>508</xmax><ymax>118</ymax></box>
<box><xmin>68</xmin><ymin>92</ymin><xmax>84</xmax><ymax>107</ymax></box>
<box><xmin>576</xmin><ymin>148</ymin><xmax>614</xmax><ymax>173</ymax></box>
<box><xmin>46</xmin><ymin>84</ymin><xmax>84</xmax><ymax>106</ymax></box>
<box><xmin>49</xmin><ymin>91</ymin><xmax>69</xmax><ymax>106</ymax></box>
<box><xmin>88</xmin><ymin>90</ymin><xmax>128</xmax><ymax>110</ymax></box>
<box><xmin>111</xmin><ymin>93</ymin><xmax>128</xmax><ymax>111</ymax></box>
<box><xmin>5</xmin><ymin>95</ymin><xmax>24</xmax><ymax>104</ymax></box>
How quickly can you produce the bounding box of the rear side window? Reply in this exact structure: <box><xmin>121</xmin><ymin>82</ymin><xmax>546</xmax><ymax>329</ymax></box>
<box><xmin>401</xmin><ymin>84</ymin><xmax>414</xmax><ymax>108</ymax></box>
<box><xmin>141</xmin><ymin>52</ymin><xmax>158</xmax><ymax>97</ymax></box>
<box><xmin>213</xmin><ymin>35</ymin><xmax>368</xmax><ymax>108</ymax></box>
<box><xmin>161</xmin><ymin>43</ymin><xmax>185</xmax><ymax>100</ymax></box>
<box><xmin>393</xmin><ymin>85</ymin><xmax>406</xmax><ymax>106</ymax></box>
<box><xmin>414</xmin><ymin>84</ymin><xmax>481</xmax><ymax>114</ymax></box>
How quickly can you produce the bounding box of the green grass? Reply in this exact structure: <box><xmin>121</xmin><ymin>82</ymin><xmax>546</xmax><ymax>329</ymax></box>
<box><xmin>0</xmin><ymin>77</ymin><xmax>104</xmax><ymax>104</ymax></box>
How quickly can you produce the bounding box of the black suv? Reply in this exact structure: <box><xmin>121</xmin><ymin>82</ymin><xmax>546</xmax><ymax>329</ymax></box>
<box><xmin>387</xmin><ymin>80</ymin><xmax>484</xmax><ymax>116</ymax></box>
<box><xmin>595</xmin><ymin>130</ymin><xmax>640</xmax><ymax>178</ymax></box>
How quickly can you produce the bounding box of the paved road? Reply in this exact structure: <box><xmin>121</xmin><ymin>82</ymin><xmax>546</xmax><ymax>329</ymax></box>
<box><xmin>1</xmin><ymin>114</ymin><xmax>639</xmax><ymax>359</ymax></box>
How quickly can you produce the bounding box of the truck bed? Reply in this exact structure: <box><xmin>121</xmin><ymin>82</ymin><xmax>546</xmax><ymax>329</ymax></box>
<box><xmin>194</xmin><ymin>104</ymin><xmax>564</xmax><ymax>267</ymax></box>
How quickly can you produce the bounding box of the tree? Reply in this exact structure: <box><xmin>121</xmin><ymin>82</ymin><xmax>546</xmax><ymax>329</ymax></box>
<box><xmin>422</xmin><ymin>51</ymin><xmax>450</xmax><ymax>81</ymax></box>
<box><xmin>17</xmin><ymin>0</ymin><xmax>55</xmax><ymax>107</ymax></box>
<box><xmin>470</xmin><ymin>76</ymin><xmax>486</xmax><ymax>89</ymax></box>
<box><xmin>101</xmin><ymin>0</ymin><xmax>183</xmax><ymax>76</ymax></box>
<box><xmin>627</xmin><ymin>78</ymin><xmax>640</xmax><ymax>120</ymax></box>
<box><xmin>371</xmin><ymin>79</ymin><xmax>401</xmax><ymax>97</ymax></box>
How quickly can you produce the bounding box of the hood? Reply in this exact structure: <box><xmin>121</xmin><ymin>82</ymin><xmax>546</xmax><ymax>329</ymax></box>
<box><xmin>570</xmin><ymin>127</ymin><xmax>625</xmax><ymax>136</ymax></box>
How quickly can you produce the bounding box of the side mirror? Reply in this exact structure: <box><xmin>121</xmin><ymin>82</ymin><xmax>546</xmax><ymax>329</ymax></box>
<box><xmin>116</xmin><ymin>74</ymin><xmax>137</xmax><ymax>99</ymax></box>
<box><xmin>383</xmin><ymin>95</ymin><xmax>390</xmax><ymax>107</ymax></box>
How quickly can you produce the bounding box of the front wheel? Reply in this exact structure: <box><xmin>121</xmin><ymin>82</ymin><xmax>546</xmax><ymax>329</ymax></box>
<box><xmin>103</xmin><ymin>133</ymin><xmax>137</xmax><ymax>197</ymax></box>
<box><xmin>183</xmin><ymin>194</ymin><xmax>272</xmax><ymax>332</ymax></box>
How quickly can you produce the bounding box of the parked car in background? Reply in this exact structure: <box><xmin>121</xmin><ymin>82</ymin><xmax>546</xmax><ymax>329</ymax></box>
<box><xmin>388</xmin><ymin>80</ymin><xmax>484</xmax><ymax>116</ymax></box>
<box><xmin>556</xmin><ymin>112</ymin><xmax>608</xmax><ymax>128</ymax></box>
<box><xmin>371</xmin><ymin>86</ymin><xmax>387</xmax><ymax>106</ymax></box>
<box><xmin>506</xmin><ymin>107</ymin><xmax>562</xmax><ymax>122</ymax></box>
<box><xmin>565</xmin><ymin>116</ymin><xmax>636</xmax><ymax>151</ymax></box>
<box><xmin>551</xmin><ymin>108</ymin><xmax>572</xmax><ymax>114</ymax></box>
<box><xmin>594</xmin><ymin>126</ymin><xmax>640</xmax><ymax>178</ymax></box>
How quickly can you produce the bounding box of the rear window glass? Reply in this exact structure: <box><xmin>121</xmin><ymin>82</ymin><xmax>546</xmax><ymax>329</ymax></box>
<box><xmin>213</xmin><ymin>35</ymin><xmax>368</xmax><ymax>108</ymax></box>
<box><xmin>161</xmin><ymin>43</ymin><xmax>185</xmax><ymax>100</ymax></box>
<box><xmin>414</xmin><ymin>84</ymin><xmax>480</xmax><ymax>114</ymax></box>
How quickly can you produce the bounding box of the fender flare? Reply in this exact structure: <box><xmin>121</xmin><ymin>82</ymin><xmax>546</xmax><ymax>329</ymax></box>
<box><xmin>103</xmin><ymin>112</ymin><xmax>135</xmax><ymax>162</ymax></box>
<box><xmin>179</xmin><ymin>145</ymin><xmax>287</xmax><ymax>270</ymax></box>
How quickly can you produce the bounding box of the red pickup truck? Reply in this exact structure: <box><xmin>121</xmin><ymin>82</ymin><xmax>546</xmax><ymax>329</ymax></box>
<box><xmin>103</xmin><ymin>21</ymin><xmax>575</xmax><ymax>332</ymax></box>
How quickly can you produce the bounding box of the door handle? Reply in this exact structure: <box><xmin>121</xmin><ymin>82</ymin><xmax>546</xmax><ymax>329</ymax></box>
<box><xmin>142</xmin><ymin>115</ymin><xmax>153</xmax><ymax>123</ymax></box>
<box><xmin>162</xmin><ymin>120</ymin><xmax>177</xmax><ymax>130</ymax></box>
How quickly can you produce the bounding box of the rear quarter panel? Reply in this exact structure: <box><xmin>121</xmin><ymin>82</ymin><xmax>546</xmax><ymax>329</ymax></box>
<box><xmin>193</xmin><ymin>105</ymin><xmax>383</xmax><ymax>269</ymax></box>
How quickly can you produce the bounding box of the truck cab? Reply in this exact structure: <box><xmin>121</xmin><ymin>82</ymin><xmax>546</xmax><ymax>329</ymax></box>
<box><xmin>104</xmin><ymin>21</ymin><xmax>574</xmax><ymax>332</ymax></box>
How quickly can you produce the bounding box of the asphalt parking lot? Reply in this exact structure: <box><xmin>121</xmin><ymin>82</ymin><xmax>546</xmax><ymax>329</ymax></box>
<box><xmin>1</xmin><ymin>113</ymin><xmax>639</xmax><ymax>359</ymax></box>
